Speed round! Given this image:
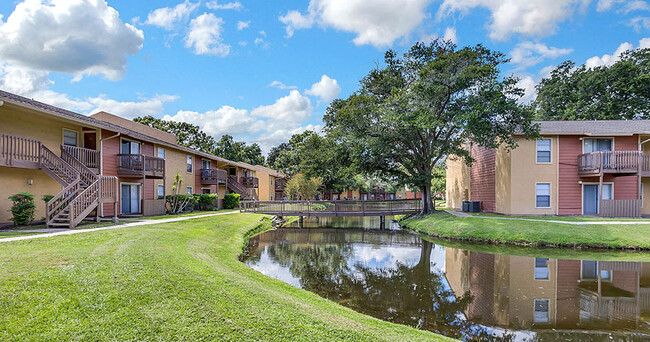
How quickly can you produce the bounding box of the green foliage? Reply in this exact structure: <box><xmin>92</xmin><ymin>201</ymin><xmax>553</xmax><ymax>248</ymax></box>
<box><xmin>324</xmin><ymin>40</ymin><xmax>537</xmax><ymax>214</ymax></box>
<box><xmin>284</xmin><ymin>175</ymin><xmax>302</xmax><ymax>200</ymax></box>
<box><xmin>214</xmin><ymin>135</ymin><xmax>265</xmax><ymax>165</ymax></box>
<box><xmin>193</xmin><ymin>194</ymin><xmax>218</xmax><ymax>210</ymax></box>
<box><xmin>223</xmin><ymin>193</ymin><xmax>240</xmax><ymax>209</ymax></box>
<box><xmin>284</xmin><ymin>174</ymin><xmax>323</xmax><ymax>200</ymax></box>
<box><xmin>534</xmin><ymin>48</ymin><xmax>650</xmax><ymax>120</ymax></box>
<box><xmin>134</xmin><ymin>115</ymin><xmax>217</xmax><ymax>153</ymax></box>
<box><xmin>165</xmin><ymin>195</ymin><xmax>198</xmax><ymax>213</ymax></box>
<box><xmin>431</xmin><ymin>165</ymin><xmax>446</xmax><ymax>199</ymax></box>
<box><xmin>42</xmin><ymin>194</ymin><xmax>54</xmax><ymax>203</ymax></box>
<box><xmin>8</xmin><ymin>192</ymin><xmax>35</xmax><ymax>226</ymax></box>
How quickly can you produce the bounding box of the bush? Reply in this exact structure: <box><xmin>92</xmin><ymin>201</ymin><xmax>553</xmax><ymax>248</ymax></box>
<box><xmin>165</xmin><ymin>194</ymin><xmax>198</xmax><ymax>214</ymax></box>
<box><xmin>42</xmin><ymin>194</ymin><xmax>54</xmax><ymax>203</ymax></box>
<box><xmin>223</xmin><ymin>193</ymin><xmax>240</xmax><ymax>209</ymax></box>
<box><xmin>193</xmin><ymin>194</ymin><xmax>218</xmax><ymax>210</ymax></box>
<box><xmin>9</xmin><ymin>192</ymin><xmax>35</xmax><ymax>226</ymax></box>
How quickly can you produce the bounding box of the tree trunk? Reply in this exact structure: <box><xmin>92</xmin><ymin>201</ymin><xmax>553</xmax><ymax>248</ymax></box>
<box><xmin>420</xmin><ymin>185</ymin><xmax>434</xmax><ymax>215</ymax></box>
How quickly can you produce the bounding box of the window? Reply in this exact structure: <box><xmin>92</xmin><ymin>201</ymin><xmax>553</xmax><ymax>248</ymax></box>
<box><xmin>121</xmin><ymin>139</ymin><xmax>140</xmax><ymax>154</ymax></box>
<box><xmin>582</xmin><ymin>260</ymin><xmax>598</xmax><ymax>280</ymax></box>
<box><xmin>600</xmin><ymin>270</ymin><xmax>611</xmax><ymax>281</ymax></box>
<box><xmin>63</xmin><ymin>129</ymin><xmax>78</xmax><ymax>146</ymax></box>
<box><xmin>584</xmin><ymin>138</ymin><xmax>612</xmax><ymax>153</ymax></box>
<box><xmin>536</xmin><ymin>139</ymin><xmax>551</xmax><ymax>163</ymax></box>
<box><xmin>534</xmin><ymin>299</ymin><xmax>550</xmax><ymax>323</ymax></box>
<box><xmin>202</xmin><ymin>188</ymin><xmax>211</xmax><ymax>194</ymax></box>
<box><xmin>157</xmin><ymin>147</ymin><xmax>165</xmax><ymax>159</ymax></box>
<box><xmin>186</xmin><ymin>155</ymin><xmax>193</xmax><ymax>173</ymax></box>
<box><xmin>202</xmin><ymin>159</ymin><xmax>211</xmax><ymax>170</ymax></box>
<box><xmin>534</xmin><ymin>258</ymin><xmax>550</xmax><ymax>280</ymax></box>
<box><xmin>157</xmin><ymin>185</ymin><xmax>164</xmax><ymax>199</ymax></box>
<box><xmin>186</xmin><ymin>186</ymin><xmax>193</xmax><ymax>195</ymax></box>
<box><xmin>536</xmin><ymin>183</ymin><xmax>551</xmax><ymax>208</ymax></box>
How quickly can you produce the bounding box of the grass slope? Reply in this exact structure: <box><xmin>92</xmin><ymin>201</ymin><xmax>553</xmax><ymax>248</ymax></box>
<box><xmin>0</xmin><ymin>213</ymin><xmax>446</xmax><ymax>341</ymax></box>
<box><xmin>403</xmin><ymin>211</ymin><xmax>650</xmax><ymax>250</ymax></box>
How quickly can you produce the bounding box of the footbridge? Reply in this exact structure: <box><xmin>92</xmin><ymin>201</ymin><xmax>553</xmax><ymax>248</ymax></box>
<box><xmin>239</xmin><ymin>199</ymin><xmax>421</xmax><ymax>217</ymax></box>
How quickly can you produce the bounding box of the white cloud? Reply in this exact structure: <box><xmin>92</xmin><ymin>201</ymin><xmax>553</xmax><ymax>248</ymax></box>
<box><xmin>163</xmin><ymin>106</ymin><xmax>265</xmax><ymax>138</ymax></box>
<box><xmin>641</xmin><ymin>37</ymin><xmax>650</xmax><ymax>48</ymax></box>
<box><xmin>510</xmin><ymin>42</ymin><xmax>573</xmax><ymax>69</ymax></box>
<box><xmin>0</xmin><ymin>0</ymin><xmax>143</xmax><ymax>81</ymax></box>
<box><xmin>597</xmin><ymin>0</ymin><xmax>623</xmax><ymax>11</ymax></box>
<box><xmin>623</xmin><ymin>1</ymin><xmax>650</xmax><ymax>13</ymax></box>
<box><xmin>256</xmin><ymin>124</ymin><xmax>323</xmax><ymax>152</ymax></box>
<box><xmin>206</xmin><ymin>1</ymin><xmax>243</xmax><ymax>10</ymax></box>
<box><xmin>515</xmin><ymin>75</ymin><xmax>538</xmax><ymax>104</ymax></box>
<box><xmin>88</xmin><ymin>94</ymin><xmax>178</xmax><ymax>119</ymax></box>
<box><xmin>628</xmin><ymin>16</ymin><xmax>650</xmax><ymax>31</ymax></box>
<box><xmin>305</xmin><ymin>75</ymin><xmax>341</xmax><ymax>103</ymax></box>
<box><xmin>185</xmin><ymin>13</ymin><xmax>231</xmax><ymax>56</ymax></box>
<box><xmin>597</xmin><ymin>0</ymin><xmax>650</xmax><ymax>12</ymax></box>
<box><xmin>438</xmin><ymin>0</ymin><xmax>588</xmax><ymax>41</ymax></box>
<box><xmin>269</xmin><ymin>81</ymin><xmax>298</xmax><ymax>90</ymax></box>
<box><xmin>237</xmin><ymin>20</ymin><xmax>250</xmax><ymax>30</ymax></box>
<box><xmin>146</xmin><ymin>1</ymin><xmax>198</xmax><ymax>30</ymax></box>
<box><xmin>586</xmin><ymin>42</ymin><xmax>634</xmax><ymax>68</ymax></box>
<box><xmin>251</xmin><ymin>90</ymin><xmax>313</xmax><ymax>123</ymax></box>
<box><xmin>443</xmin><ymin>27</ymin><xmax>458</xmax><ymax>44</ymax></box>
<box><xmin>280</xmin><ymin>0</ymin><xmax>432</xmax><ymax>47</ymax></box>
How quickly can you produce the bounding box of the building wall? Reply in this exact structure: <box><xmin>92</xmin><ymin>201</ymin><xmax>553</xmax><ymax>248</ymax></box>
<box><xmin>495</xmin><ymin>145</ymin><xmax>512</xmax><ymax>214</ymax></box>
<box><xmin>165</xmin><ymin>148</ymin><xmax>195</xmax><ymax>195</ymax></box>
<box><xmin>257</xmin><ymin>172</ymin><xmax>272</xmax><ymax>201</ymax></box>
<box><xmin>0</xmin><ymin>168</ymin><xmax>62</xmax><ymax>224</ymax></box>
<box><xmin>470</xmin><ymin>145</ymin><xmax>496</xmax><ymax>212</ymax></box>
<box><xmin>505</xmin><ymin>256</ymin><xmax>557</xmax><ymax>327</ymax></box>
<box><xmin>445</xmin><ymin>156</ymin><xmax>470</xmax><ymax>209</ymax></box>
<box><xmin>509</xmin><ymin>136</ymin><xmax>558</xmax><ymax>215</ymax></box>
<box><xmin>558</xmin><ymin>136</ymin><xmax>584</xmax><ymax>215</ymax></box>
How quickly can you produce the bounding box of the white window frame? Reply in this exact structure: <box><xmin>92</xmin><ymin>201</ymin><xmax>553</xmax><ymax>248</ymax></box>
<box><xmin>120</xmin><ymin>138</ymin><xmax>141</xmax><ymax>154</ymax></box>
<box><xmin>62</xmin><ymin>128</ymin><xmax>79</xmax><ymax>147</ymax></box>
<box><xmin>201</xmin><ymin>187</ymin><xmax>211</xmax><ymax>194</ymax></box>
<box><xmin>535</xmin><ymin>183</ymin><xmax>551</xmax><ymax>208</ymax></box>
<box><xmin>157</xmin><ymin>147</ymin><xmax>165</xmax><ymax>159</ymax></box>
<box><xmin>534</xmin><ymin>258</ymin><xmax>550</xmax><ymax>280</ymax></box>
<box><xmin>533</xmin><ymin>299</ymin><xmax>550</xmax><ymax>324</ymax></box>
<box><xmin>119</xmin><ymin>182</ymin><xmax>142</xmax><ymax>215</ymax></box>
<box><xmin>202</xmin><ymin>159</ymin><xmax>211</xmax><ymax>170</ymax></box>
<box><xmin>186</xmin><ymin>155</ymin><xmax>193</xmax><ymax>173</ymax></box>
<box><xmin>582</xmin><ymin>137</ymin><xmax>615</xmax><ymax>154</ymax></box>
<box><xmin>186</xmin><ymin>186</ymin><xmax>193</xmax><ymax>195</ymax></box>
<box><xmin>581</xmin><ymin>182</ymin><xmax>614</xmax><ymax>215</ymax></box>
<box><xmin>536</xmin><ymin>138</ymin><xmax>552</xmax><ymax>164</ymax></box>
<box><xmin>157</xmin><ymin>184</ymin><xmax>165</xmax><ymax>199</ymax></box>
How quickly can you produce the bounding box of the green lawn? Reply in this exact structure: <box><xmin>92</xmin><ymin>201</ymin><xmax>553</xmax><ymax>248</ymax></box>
<box><xmin>402</xmin><ymin>211</ymin><xmax>650</xmax><ymax>250</ymax></box>
<box><xmin>0</xmin><ymin>221</ymin><xmax>122</xmax><ymax>237</ymax></box>
<box><xmin>0</xmin><ymin>213</ymin><xmax>446</xmax><ymax>341</ymax></box>
<box><xmin>467</xmin><ymin>212</ymin><xmax>648</xmax><ymax>222</ymax></box>
<box><xmin>139</xmin><ymin>209</ymin><xmax>239</xmax><ymax>220</ymax></box>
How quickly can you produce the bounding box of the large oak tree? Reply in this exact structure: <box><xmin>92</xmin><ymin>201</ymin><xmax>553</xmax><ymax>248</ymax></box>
<box><xmin>324</xmin><ymin>40</ymin><xmax>538</xmax><ymax>215</ymax></box>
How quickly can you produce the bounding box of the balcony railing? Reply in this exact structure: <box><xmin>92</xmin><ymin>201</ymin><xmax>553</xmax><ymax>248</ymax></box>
<box><xmin>578</xmin><ymin>151</ymin><xmax>650</xmax><ymax>176</ymax></box>
<box><xmin>240</xmin><ymin>176</ymin><xmax>259</xmax><ymax>188</ymax></box>
<box><xmin>61</xmin><ymin>145</ymin><xmax>100</xmax><ymax>170</ymax></box>
<box><xmin>117</xmin><ymin>154</ymin><xmax>165</xmax><ymax>178</ymax></box>
<box><xmin>200</xmin><ymin>168</ymin><xmax>227</xmax><ymax>185</ymax></box>
<box><xmin>275</xmin><ymin>179</ymin><xmax>286</xmax><ymax>192</ymax></box>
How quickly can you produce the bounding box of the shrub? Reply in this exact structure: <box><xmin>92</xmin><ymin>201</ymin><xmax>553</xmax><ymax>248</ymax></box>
<box><xmin>223</xmin><ymin>193</ymin><xmax>240</xmax><ymax>209</ymax></box>
<box><xmin>165</xmin><ymin>194</ymin><xmax>198</xmax><ymax>214</ymax></box>
<box><xmin>42</xmin><ymin>194</ymin><xmax>54</xmax><ymax>203</ymax></box>
<box><xmin>194</xmin><ymin>194</ymin><xmax>218</xmax><ymax>210</ymax></box>
<box><xmin>9</xmin><ymin>192</ymin><xmax>35</xmax><ymax>226</ymax></box>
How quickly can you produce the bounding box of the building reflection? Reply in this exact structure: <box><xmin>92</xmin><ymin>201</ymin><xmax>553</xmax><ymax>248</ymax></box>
<box><xmin>445</xmin><ymin>249</ymin><xmax>650</xmax><ymax>333</ymax></box>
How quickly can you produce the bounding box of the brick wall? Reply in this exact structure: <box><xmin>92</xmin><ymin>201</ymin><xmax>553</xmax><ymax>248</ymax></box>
<box><xmin>470</xmin><ymin>145</ymin><xmax>496</xmax><ymax>212</ymax></box>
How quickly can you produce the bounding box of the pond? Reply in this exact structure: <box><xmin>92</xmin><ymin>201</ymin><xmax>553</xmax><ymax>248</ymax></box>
<box><xmin>243</xmin><ymin>219</ymin><xmax>650</xmax><ymax>341</ymax></box>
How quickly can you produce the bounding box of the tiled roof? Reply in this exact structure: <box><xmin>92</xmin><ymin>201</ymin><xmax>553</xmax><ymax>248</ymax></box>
<box><xmin>0</xmin><ymin>89</ymin><xmax>250</xmax><ymax>169</ymax></box>
<box><xmin>531</xmin><ymin>120</ymin><xmax>650</xmax><ymax>136</ymax></box>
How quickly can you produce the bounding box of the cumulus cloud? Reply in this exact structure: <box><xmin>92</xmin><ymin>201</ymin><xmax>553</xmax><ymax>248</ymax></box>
<box><xmin>0</xmin><ymin>0</ymin><xmax>143</xmax><ymax>81</ymax></box>
<box><xmin>145</xmin><ymin>1</ymin><xmax>198</xmax><ymax>30</ymax></box>
<box><xmin>269</xmin><ymin>81</ymin><xmax>298</xmax><ymax>90</ymax></box>
<box><xmin>510</xmin><ymin>42</ymin><xmax>573</xmax><ymax>69</ymax></box>
<box><xmin>515</xmin><ymin>75</ymin><xmax>538</xmax><ymax>104</ymax></box>
<box><xmin>586</xmin><ymin>41</ymin><xmax>635</xmax><ymax>68</ymax></box>
<box><xmin>163</xmin><ymin>106</ymin><xmax>265</xmax><ymax>138</ymax></box>
<box><xmin>88</xmin><ymin>94</ymin><xmax>178</xmax><ymax>119</ymax></box>
<box><xmin>305</xmin><ymin>75</ymin><xmax>341</xmax><ymax>103</ymax></box>
<box><xmin>237</xmin><ymin>20</ymin><xmax>250</xmax><ymax>30</ymax></box>
<box><xmin>438</xmin><ymin>0</ymin><xmax>588</xmax><ymax>41</ymax></box>
<box><xmin>251</xmin><ymin>90</ymin><xmax>313</xmax><ymax>123</ymax></box>
<box><xmin>185</xmin><ymin>13</ymin><xmax>231</xmax><ymax>56</ymax></box>
<box><xmin>206</xmin><ymin>1</ymin><xmax>243</xmax><ymax>10</ymax></box>
<box><xmin>443</xmin><ymin>27</ymin><xmax>458</xmax><ymax>44</ymax></box>
<box><xmin>280</xmin><ymin>0</ymin><xmax>432</xmax><ymax>47</ymax></box>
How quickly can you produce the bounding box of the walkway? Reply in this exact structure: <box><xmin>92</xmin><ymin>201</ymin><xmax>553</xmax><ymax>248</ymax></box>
<box><xmin>445</xmin><ymin>210</ymin><xmax>650</xmax><ymax>225</ymax></box>
<box><xmin>0</xmin><ymin>211</ymin><xmax>238</xmax><ymax>243</ymax></box>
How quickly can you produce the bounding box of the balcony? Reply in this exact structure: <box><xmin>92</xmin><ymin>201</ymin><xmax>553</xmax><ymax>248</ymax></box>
<box><xmin>117</xmin><ymin>154</ymin><xmax>165</xmax><ymax>178</ymax></box>
<box><xmin>200</xmin><ymin>168</ymin><xmax>227</xmax><ymax>185</ymax></box>
<box><xmin>577</xmin><ymin>151</ymin><xmax>650</xmax><ymax>177</ymax></box>
<box><xmin>275</xmin><ymin>178</ymin><xmax>286</xmax><ymax>192</ymax></box>
<box><xmin>62</xmin><ymin>145</ymin><xmax>99</xmax><ymax>172</ymax></box>
<box><xmin>240</xmin><ymin>176</ymin><xmax>259</xmax><ymax>188</ymax></box>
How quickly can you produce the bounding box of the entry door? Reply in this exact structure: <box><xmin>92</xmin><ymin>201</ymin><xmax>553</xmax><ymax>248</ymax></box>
<box><xmin>583</xmin><ymin>184</ymin><xmax>612</xmax><ymax>215</ymax></box>
<box><xmin>121</xmin><ymin>184</ymin><xmax>141</xmax><ymax>214</ymax></box>
<box><xmin>83</xmin><ymin>132</ymin><xmax>97</xmax><ymax>150</ymax></box>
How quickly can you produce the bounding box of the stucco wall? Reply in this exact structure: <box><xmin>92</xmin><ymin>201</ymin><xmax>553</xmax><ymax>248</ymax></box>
<box><xmin>509</xmin><ymin>136</ymin><xmax>558</xmax><ymax>215</ymax></box>
<box><xmin>445</xmin><ymin>155</ymin><xmax>470</xmax><ymax>210</ymax></box>
<box><xmin>0</xmin><ymin>168</ymin><xmax>62</xmax><ymax>225</ymax></box>
<box><xmin>495</xmin><ymin>145</ymin><xmax>511</xmax><ymax>214</ymax></box>
<box><xmin>258</xmin><ymin>172</ymin><xmax>271</xmax><ymax>201</ymax></box>
<box><xmin>164</xmin><ymin>147</ymin><xmax>195</xmax><ymax>195</ymax></box>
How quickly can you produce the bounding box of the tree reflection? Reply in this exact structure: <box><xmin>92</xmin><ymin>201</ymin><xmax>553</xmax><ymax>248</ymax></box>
<box><xmin>267</xmin><ymin>240</ymin><xmax>510</xmax><ymax>341</ymax></box>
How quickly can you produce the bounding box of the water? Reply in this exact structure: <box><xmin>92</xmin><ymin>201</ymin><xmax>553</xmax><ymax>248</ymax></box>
<box><xmin>243</xmin><ymin>225</ymin><xmax>650</xmax><ymax>341</ymax></box>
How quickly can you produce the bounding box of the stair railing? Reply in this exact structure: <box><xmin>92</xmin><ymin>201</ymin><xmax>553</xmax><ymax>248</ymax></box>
<box><xmin>40</xmin><ymin>144</ymin><xmax>79</xmax><ymax>185</ymax></box>
<box><xmin>61</xmin><ymin>146</ymin><xmax>97</xmax><ymax>186</ymax></box>
<box><xmin>45</xmin><ymin>176</ymin><xmax>82</xmax><ymax>226</ymax></box>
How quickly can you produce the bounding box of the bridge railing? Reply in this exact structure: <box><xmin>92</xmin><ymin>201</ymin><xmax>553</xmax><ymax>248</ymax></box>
<box><xmin>240</xmin><ymin>199</ymin><xmax>421</xmax><ymax>216</ymax></box>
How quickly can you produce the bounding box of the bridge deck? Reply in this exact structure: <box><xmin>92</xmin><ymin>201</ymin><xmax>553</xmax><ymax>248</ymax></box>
<box><xmin>240</xmin><ymin>199</ymin><xmax>421</xmax><ymax>217</ymax></box>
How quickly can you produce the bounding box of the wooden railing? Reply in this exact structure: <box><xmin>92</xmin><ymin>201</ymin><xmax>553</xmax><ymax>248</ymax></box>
<box><xmin>600</xmin><ymin>199</ymin><xmax>641</xmax><ymax>218</ymax></box>
<box><xmin>275</xmin><ymin>179</ymin><xmax>286</xmax><ymax>192</ymax></box>
<box><xmin>61</xmin><ymin>146</ymin><xmax>97</xmax><ymax>186</ymax></box>
<box><xmin>578</xmin><ymin>151</ymin><xmax>642</xmax><ymax>176</ymax></box>
<box><xmin>240</xmin><ymin>199</ymin><xmax>422</xmax><ymax>217</ymax></box>
<box><xmin>200</xmin><ymin>168</ymin><xmax>227</xmax><ymax>184</ymax></box>
<box><xmin>100</xmin><ymin>176</ymin><xmax>118</xmax><ymax>202</ymax></box>
<box><xmin>227</xmin><ymin>175</ymin><xmax>253</xmax><ymax>199</ymax></box>
<box><xmin>61</xmin><ymin>145</ymin><xmax>99</xmax><ymax>169</ymax></box>
<box><xmin>46</xmin><ymin>176</ymin><xmax>82</xmax><ymax>224</ymax></box>
<box><xmin>240</xmin><ymin>176</ymin><xmax>259</xmax><ymax>188</ymax></box>
<box><xmin>117</xmin><ymin>154</ymin><xmax>165</xmax><ymax>177</ymax></box>
<box><xmin>0</xmin><ymin>133</ymin><xmax>40</xmax><ymax>167</ymax></box>
<box><xmin>40</xmin><ymin>145</ymin><xmax>79</xmax><ymax>185</ymax></box>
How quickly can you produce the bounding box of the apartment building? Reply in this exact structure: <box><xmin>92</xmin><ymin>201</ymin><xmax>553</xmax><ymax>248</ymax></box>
<box><xmin>447</xmin><ymin>120</ymin><xmax>650</xmax><ymax>217</ymax></box>
<box><xmin>0</xmin><ymin>90</ymin><xmax>284</xmax><ymax>227</ymax></box>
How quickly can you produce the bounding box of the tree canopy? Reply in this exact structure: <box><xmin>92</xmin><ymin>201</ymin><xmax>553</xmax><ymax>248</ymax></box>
<box><xmin>534</xmin><ymin>48</ymin><xmax>650</xmax><ymax>120</ymax></box>
<box><xmin>213</xmin><ymin>135</ymin><xmax>265</xmax><ymax>165</ymax></box>
<box><xmin>324</xmin><ymin>40</ymin><xmax>538</xmax><ymax>214</ymax></box>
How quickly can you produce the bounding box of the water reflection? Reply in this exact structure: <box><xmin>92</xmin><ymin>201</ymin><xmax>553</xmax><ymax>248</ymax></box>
<box><xmin>285</xmin><ymin>216</ymin><xmax>401</xmax><ymax>230</ymax></box>
<box><xmin>244</xmin><ymin>229</ymin><xmax>650</xmax><ymax>341</ymax></box>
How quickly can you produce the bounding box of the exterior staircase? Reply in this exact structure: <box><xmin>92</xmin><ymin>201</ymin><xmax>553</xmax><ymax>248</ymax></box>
<box><xmin>0</xmin><ymin>133</ymin><xmax>117</xmax><ymax>228</ymax></box>
<box><xmin>227</xmin><ymin>175</ymin><xmax>257</xmax><ymax>200</ymax></box>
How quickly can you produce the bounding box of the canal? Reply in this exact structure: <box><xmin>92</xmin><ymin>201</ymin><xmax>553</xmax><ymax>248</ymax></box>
<box><xmin>243</xmin><ymin>218</ymin><xmax>650</xmax><ymax>341</ymax></box>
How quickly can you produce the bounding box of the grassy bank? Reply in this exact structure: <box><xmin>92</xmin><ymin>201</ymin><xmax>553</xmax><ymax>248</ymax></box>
<box><xmin>0</xmin><ymin>213</ymin><xmax>445</xmax><ymax>341</ymax></box>
<box><xmin>402</xmin><ymin>211</ymin><xmax>650</xmax><ymax>250</ymax></box>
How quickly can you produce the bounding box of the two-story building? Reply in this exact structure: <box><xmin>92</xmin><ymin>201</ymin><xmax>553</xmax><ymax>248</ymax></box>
<box><xmin>0</xmin><ymin>90</ymin><xmax>284</xmax><ymax>227</ymax></box>
<box><xmin>447</xmin><ymin>121</ymin><xmax>650</xmax><ymax>217</ymax></box>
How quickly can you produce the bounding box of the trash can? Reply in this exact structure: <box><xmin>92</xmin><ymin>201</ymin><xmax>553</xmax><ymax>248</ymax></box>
<box><xmin>462</xmin><ymin>201</ymin><xmax>470</xmax><ymax>212</ymax></box>
<box><xmin>470</xmin><ymin>201</ymin><xmax>481</xmax><ymax>213</ymax></box>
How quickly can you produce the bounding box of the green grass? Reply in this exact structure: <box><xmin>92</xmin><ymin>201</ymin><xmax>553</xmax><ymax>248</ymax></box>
<box><xmin>0</xmin><ymin>213</ymin><xmax>446</xmax><ymax>341</ymax></box>
<box><xmin>402</xmin><ymin>211</ymin><xmax>650</xmax><ymax>250</ymax></box>
<box><xmin>139</xmin><ymin>209</ymin><xmax>239</xmax><ymax>220</ymax></box>
<box><xmin>467</xmin><ymin>212</ymin><xmax>648</xmax><ymax>222</ymax></box>
<box><xmin>0</xmin><ymin>221</ymin><xmax>121</xmax><ymax>237</ymax></box>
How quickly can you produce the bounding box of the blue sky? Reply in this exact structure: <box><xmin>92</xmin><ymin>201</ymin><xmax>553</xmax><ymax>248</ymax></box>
<box><xmin>0</xmin><ymin>0</ymin><xmax>648</xmax><ymax>153</ymax></box>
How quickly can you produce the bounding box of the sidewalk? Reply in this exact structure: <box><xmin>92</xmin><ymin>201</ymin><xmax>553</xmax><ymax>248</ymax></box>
<box><xmin>0</xmin><ymin>211</ymin><xmax>239</xmax><ymax>243</ymax></box>
<box><xmin>445</xmin><ymin>210</ymin><xmax>650</xmax><ymax>225</ymax></box>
